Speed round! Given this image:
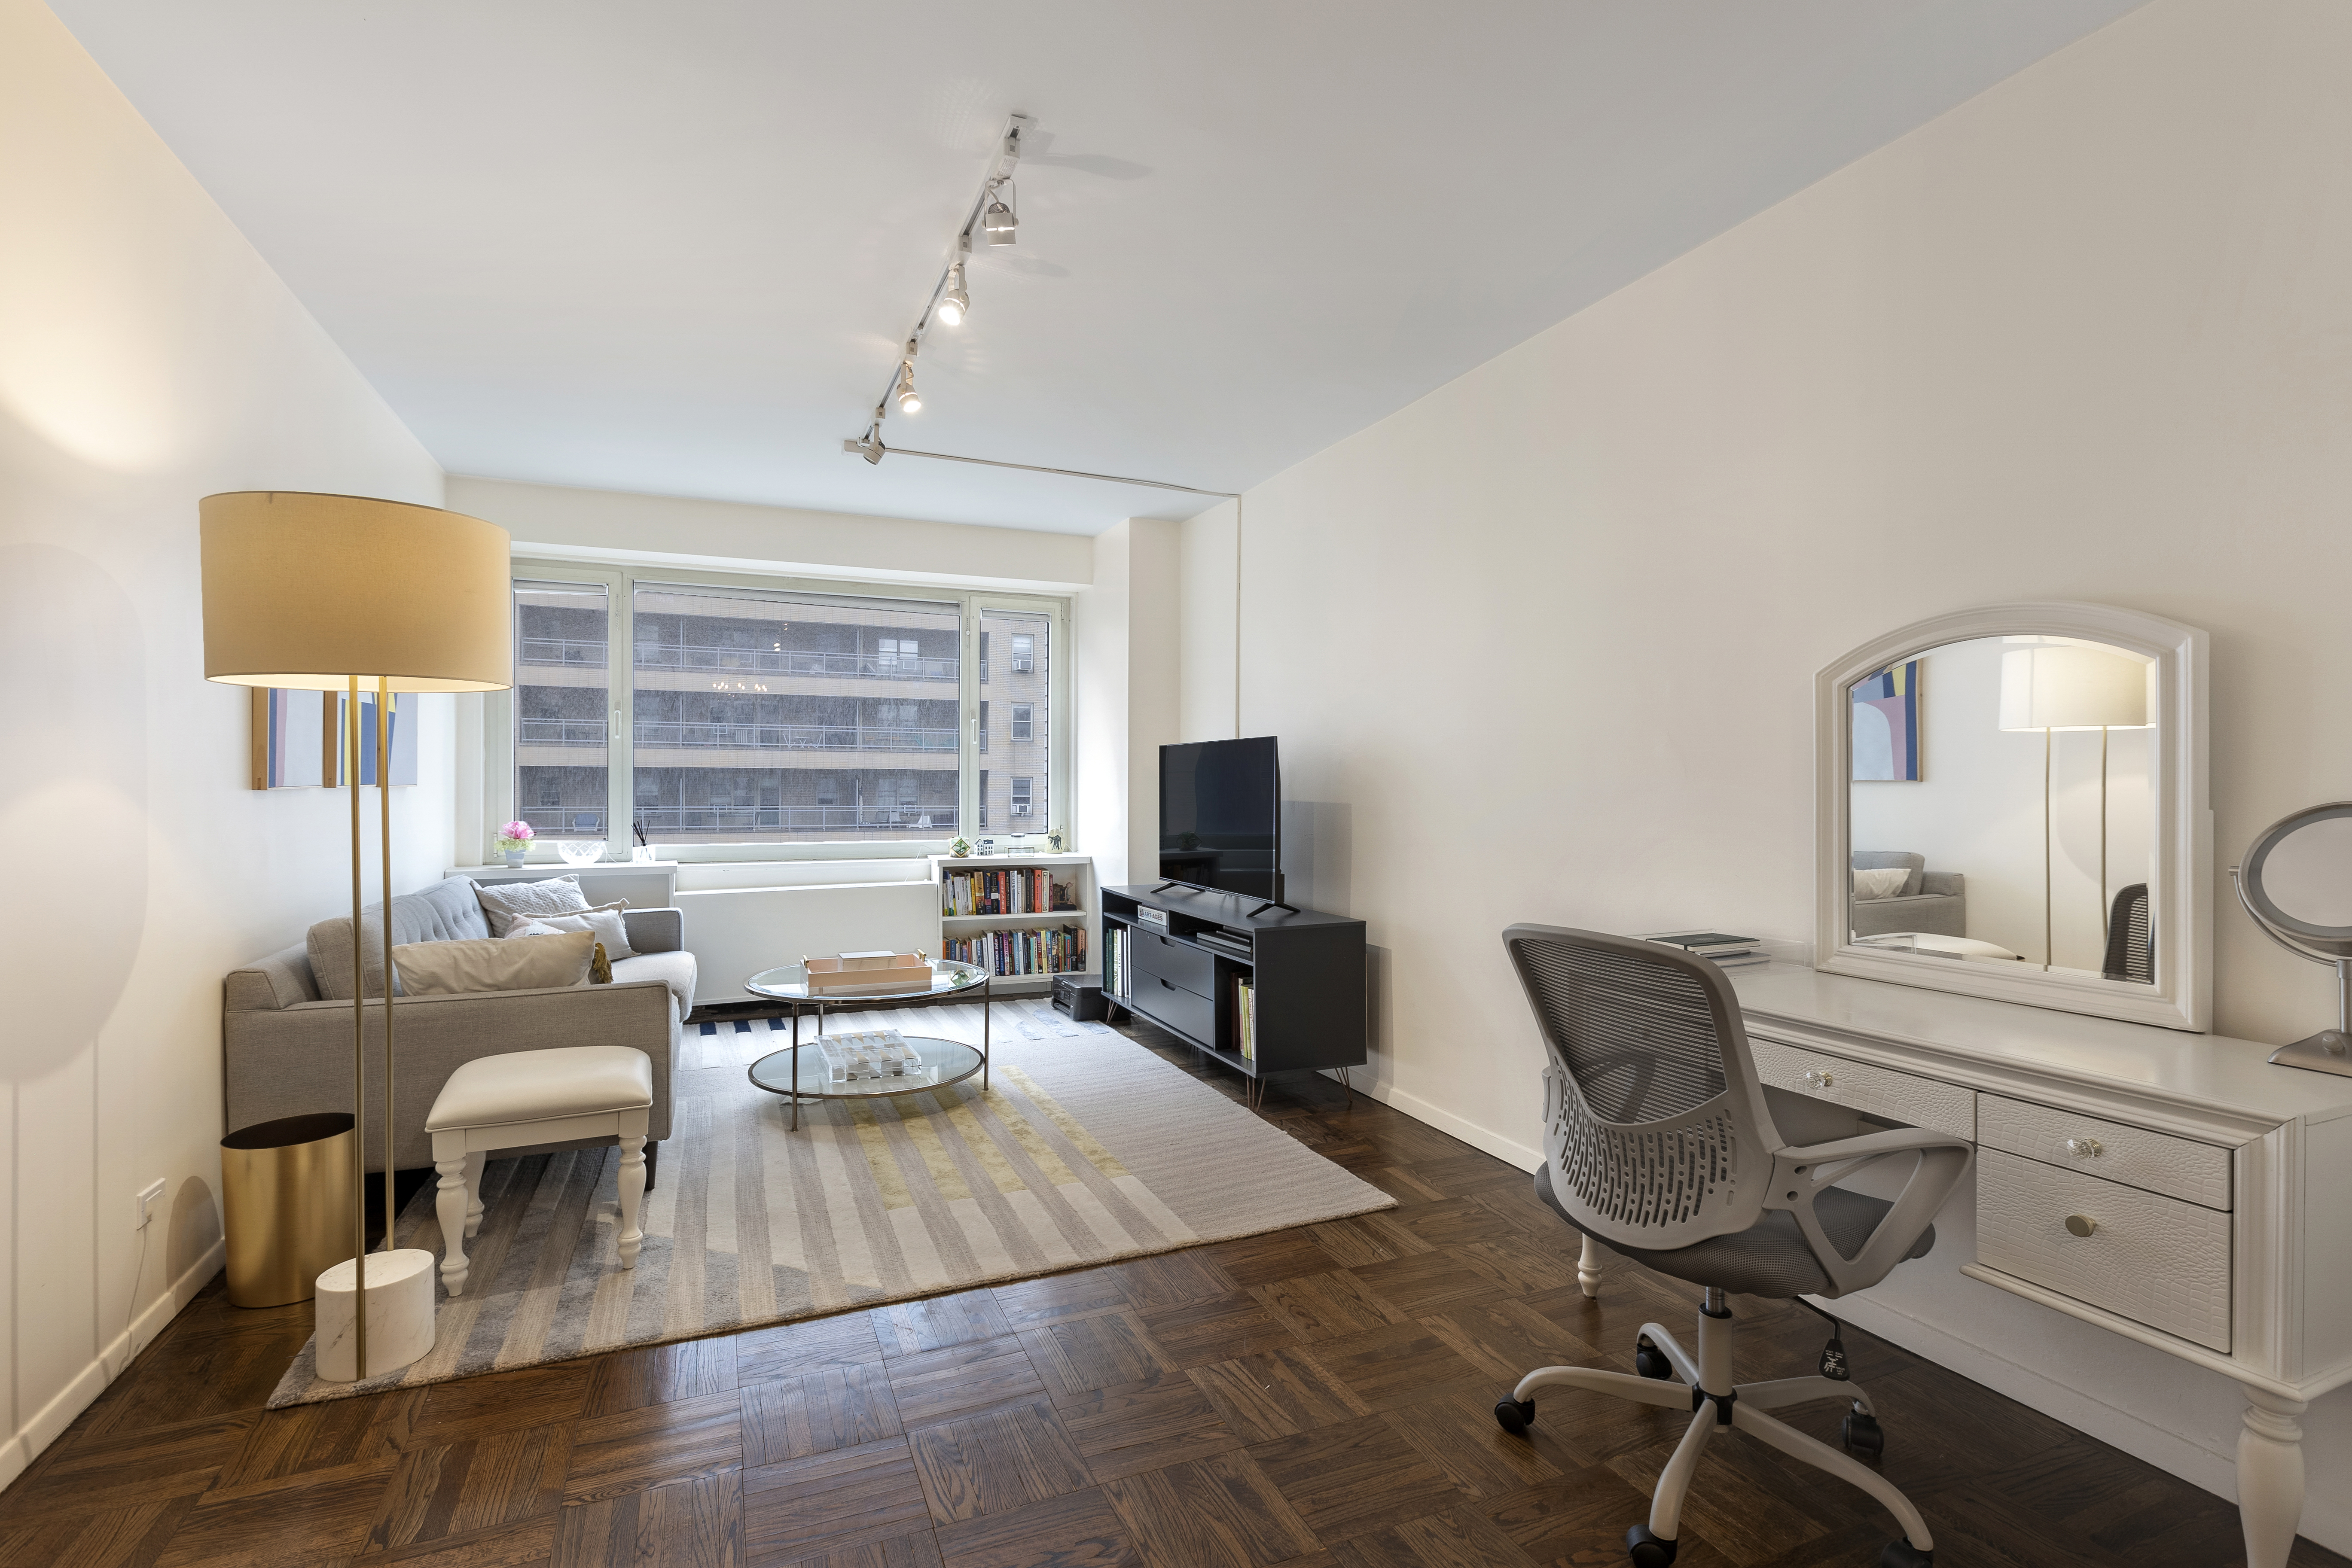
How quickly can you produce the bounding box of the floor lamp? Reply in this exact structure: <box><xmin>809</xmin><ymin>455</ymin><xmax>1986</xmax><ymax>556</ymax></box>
<box><xmin>202</xmin><ymin>492</ymin><xmax>512</xmax><ymax>1380</ymax></box>
<box><xmin>1998</xmin><ymin>643</ymin><xmax>2151</xmax><ymax>971</ymax></box>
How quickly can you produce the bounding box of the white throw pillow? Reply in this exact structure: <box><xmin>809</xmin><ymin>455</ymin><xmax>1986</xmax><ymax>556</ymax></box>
<box><xmin>473</xmin><ymin>874</ymin><xmax>627</xmax><ymax>937</ymax></box>
<box><xmin>1853</xmin><ymin>868</ymin><xmax>1913</xmax><ymax>901</ymax></box>
<box><xmin>503</xmin><ymin>906</ymin><xmax>634</xmax><ymax>959</ymax></box>
<box><xmin>394</xmin><ymin>929</ymin><xmax>596</xmax><ymax>995</ymax></box>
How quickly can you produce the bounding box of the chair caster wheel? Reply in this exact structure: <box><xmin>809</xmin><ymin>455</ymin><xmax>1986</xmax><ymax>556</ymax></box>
<box><xmin>1625</xmin><ymin>1524</ymin><xmax>1678</xmax><ymax>1566</ymax></box>
<box><xmin>1493</xmin><ymin>1397</ymin><xmax>1534</xmax><ymax>1436</ymax></box>
<box><xmin>1634</xmin><ymin>1340</ymin><xmax>1673</xmax><ymax>1381</ymax></box>
<box><xmin>1876</xmin><ymin>1540</ymin><xmax>1931</xmax><ymax>1567</ymax></box>
<box><xmin>1842</xmin><ymin>1407</ymin><xmax>1885</xmax><ymax>1458</ymax></box>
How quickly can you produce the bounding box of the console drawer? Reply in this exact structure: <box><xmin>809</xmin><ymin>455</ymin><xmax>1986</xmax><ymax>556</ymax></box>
<box><xmin>1975</xmin><ymin>1148</ymin><xmax>2231</xmax><ymax>1352</ymax></box>
<box><xmin>1129</xmin><ymin>971</ymin><xmax>1214</xmax><ymax>1047</ymax></box>
<box><xmin>1130</xmin><ymin>929</ymin><xmax>1215</xmax><ymax>999</ymax></box>
<box><xmin>1978</xmin><ymin>1094</ymin><xmax>2231</xmax><ymax>1211</ymax></box>
<box><xmin>1749</xmin><ymin>1038</ymin><xmax>1975</xmax><ymax>1141</ymax></box>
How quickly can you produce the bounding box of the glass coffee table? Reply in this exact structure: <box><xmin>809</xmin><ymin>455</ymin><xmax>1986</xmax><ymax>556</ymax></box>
<box><xmin>743</xmin><ymin>959</ymin><xmax>992</xmax><ymax>1130</ymax></box>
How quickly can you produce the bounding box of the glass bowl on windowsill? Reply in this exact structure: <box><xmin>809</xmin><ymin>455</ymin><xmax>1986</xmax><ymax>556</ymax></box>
<box><xmin>555</xmin><ymin>840</ymin><xmax>604</xmax><ymax>868</ymax></box>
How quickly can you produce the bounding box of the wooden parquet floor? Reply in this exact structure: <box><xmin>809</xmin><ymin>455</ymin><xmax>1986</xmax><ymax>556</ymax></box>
<box><xmin>4</xmin><ymin>1017</ymin><xmax>2343</xmax><ymax>1568</ymax></box>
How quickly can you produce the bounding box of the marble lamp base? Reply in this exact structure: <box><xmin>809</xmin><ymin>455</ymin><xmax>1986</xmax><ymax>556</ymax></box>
<box><xmin>315</xmin><ymin>1249</ymin><xmax>436</xmax><ymax>1382</ymax></box>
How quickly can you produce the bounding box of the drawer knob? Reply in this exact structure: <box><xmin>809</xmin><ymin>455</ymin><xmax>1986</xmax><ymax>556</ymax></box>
<box><xmin>2064</xmin><ymin>1214</ymin><xmax>2099</xmax><ymax>1238</ymax></box>
<box><xmin>2062</xmin><ymin>1136</ymin><xmax>2104</xmax><ymax>1159</ymax></box>
<box><xmin>1803</xmin><ymin>1069</ymin><xmax>1835</xmax><ymax>1090</ymax></box>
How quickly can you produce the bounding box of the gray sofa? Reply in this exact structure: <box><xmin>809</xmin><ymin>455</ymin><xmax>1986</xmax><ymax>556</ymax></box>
<box><xmin>225</xmin><ymin>876</ymin><xmax>695</xmax><ymax>1172</ymax></box>
<box><xmin>1850</xmin><ymin>850</ymin><xmax>1966</xmax><ymax>938</ymax></box>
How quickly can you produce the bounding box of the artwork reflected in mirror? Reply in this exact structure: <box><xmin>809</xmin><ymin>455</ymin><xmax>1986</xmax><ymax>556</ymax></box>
<box><xmin>1847</xmin><ymin>636</ymin><xmax>2157</xmax><ymax>983</ymax></box>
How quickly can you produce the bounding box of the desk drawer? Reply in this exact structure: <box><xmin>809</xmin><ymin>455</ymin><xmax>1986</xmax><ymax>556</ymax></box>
<box><xmin>1978</xmin><ymin>1095</ymin><xmax>2231</xmax><ymax>1211</ymax></box>
<box><xmin>1749</xmin><ymin>1038</ymin><xmax>1975</xmax><ymax>1141</ymax></box>
<box><xmin>1131</xmin><ymin>929</ymin><xmax>1215</xmax><ymax>999</ymax></box>
<box><xmin>1129</xmin><ymin>972</ymin><xmax>1214</xmax><ymax>1047</ymax></box>
<box><xmin>1975</xmin><ymin>1148</ymin><xmax>2230</xmax><ymax>1352</ymax></box>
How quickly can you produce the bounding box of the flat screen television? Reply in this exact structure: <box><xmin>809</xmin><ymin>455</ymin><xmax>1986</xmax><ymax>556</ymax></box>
<box><xmin>1159</xmin><ymin>736</ymin><xmax>1284</xmax><ymax>905</ymax></box>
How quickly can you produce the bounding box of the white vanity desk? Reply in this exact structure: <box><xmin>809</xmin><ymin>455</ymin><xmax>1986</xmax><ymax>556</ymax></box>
<box><xmin>1690</xmin><ymin>961</ymin><xmax>2352</xmax><ymax>1567</ymax></box>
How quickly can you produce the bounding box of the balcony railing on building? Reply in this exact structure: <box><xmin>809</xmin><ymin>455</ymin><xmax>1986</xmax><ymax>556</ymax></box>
<box><xmin>520</xmin><ymin>637</ymin><xmax>956</xmax><ymax>682</ymax></box>
<box><xmin>519</xmin><ymin>719</ymin><xmax>956</xmax><ymax>753</ymax></box>
<box><xmin>520</xmin><ymin>806</ymin><xmax>958</xmax><ymax>835</ymax></box>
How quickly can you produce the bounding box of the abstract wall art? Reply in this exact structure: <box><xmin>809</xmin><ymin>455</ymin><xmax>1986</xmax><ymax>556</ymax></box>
<box><xmin>1852</xmin><ymin>659</ymin><xmax>1922</xmax><ymax>782</ymax></box>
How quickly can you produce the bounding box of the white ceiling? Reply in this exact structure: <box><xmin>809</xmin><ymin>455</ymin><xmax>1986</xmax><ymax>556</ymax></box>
<box><xmin>54</xmin><ymin>0</ymin><xmax>2146</xmax><ymax>534</ymax></box>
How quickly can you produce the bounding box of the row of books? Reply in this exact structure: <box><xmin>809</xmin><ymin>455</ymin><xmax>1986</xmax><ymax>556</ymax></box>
<box><xmin>1642</xmin><ymin>931</ymin><xmax>1769</xmax><ymax>969</ymax></box>
<box><xmin>942</xmin><ymin>924</ymin><xmax>1089</xmax><ymax>977</ymax></box>
<box><xmin>1104</xmin><ymin>925</ymin><xmax>1132</xmax><ymax>999</ymax></box>
<box><xmin>941</xmin><ymin>867</ymin><xmax>1075</xmax><ymax>917</ymax></box>
<box><xmin>1234</xmin><ymin>977</ymin><xmax>1257</xmax><ymax>1061</ymax></box>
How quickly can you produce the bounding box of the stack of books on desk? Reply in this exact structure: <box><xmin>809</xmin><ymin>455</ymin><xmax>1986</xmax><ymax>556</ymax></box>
<box><xmin>1641</xmin><ymin>932</ymin><xmax>1770</xmax><ymax>969</ymax></box>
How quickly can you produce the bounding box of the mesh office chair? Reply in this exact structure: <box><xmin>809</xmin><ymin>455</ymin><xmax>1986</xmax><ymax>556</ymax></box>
<box><xmin>1493</xmin><ymin>926</ymin><xmax>1973</xmax><ymax>1568</ymax></box>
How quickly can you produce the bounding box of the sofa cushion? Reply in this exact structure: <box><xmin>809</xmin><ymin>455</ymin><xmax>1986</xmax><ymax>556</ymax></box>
<box><xmin>475</xmin><ymin>875</ymin><xmax>623</xmax><ymax>937</ymax></box>
<box><xmin>507</xmin><ymin>906</ymin><xmax>635</xmax><ymax>959</ymax></box>
<box><xmin>310</xmin><ymin>877</ymin><xmax>495</xmax><ymax>1000</ymax></box>
<box><xmin>393</xmin><ymin>930</ymin><xmax>596</xmax><ymax>997</ymax></box>
<box><xmin>426</xmin><ymin>1045</ymin><xmax>653</xmax><ymax>1131</ymax></box>
<box><xmin>610</xmin><ymin>950</ymin><xmax>696</xmax><ymax>1019</ymax></box>
<box><xmin>1851</xmin><ymin>850</ymin><xmax>1927</xmax><ymax>899</ymax></box>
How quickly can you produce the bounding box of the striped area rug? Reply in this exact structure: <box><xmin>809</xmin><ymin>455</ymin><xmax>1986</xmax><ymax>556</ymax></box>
<box><xmin>266</xmin><ymin>998</ymin><xmax>1391</xmax><ymax>1406</ymax></box>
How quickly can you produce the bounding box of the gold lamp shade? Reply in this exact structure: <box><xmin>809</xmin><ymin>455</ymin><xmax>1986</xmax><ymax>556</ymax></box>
<box><xmin>200</xmin><ymin>491</ymin><xmax>512</xmax><ymax>691</ymax></box>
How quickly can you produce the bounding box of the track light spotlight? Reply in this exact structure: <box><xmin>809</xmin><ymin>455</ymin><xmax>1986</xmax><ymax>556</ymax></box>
<box><xmin>982</xmin><ymin>181</ymin><xmax>1017</xmax><ymax>246</ymax></box>
<box><xmin>842</xmin><ymin>430</ymin><xmax>886</xmax><ymax>464</ymax></box>
<box><xmin>936</xmin><ymin>263</ymin><xmax>969</xmax><ymax>326</ymax></box>
<box><xmin>894</xmin><ymin>360</ymin><xmax>921</xmax><ymax>414</ymax></box>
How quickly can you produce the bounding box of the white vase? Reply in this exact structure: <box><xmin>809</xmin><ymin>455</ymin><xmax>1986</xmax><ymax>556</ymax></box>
<box><xmin>504</xmin><ymin>850</ymin><xmax>525</xmax><ymax>866</ymax></box>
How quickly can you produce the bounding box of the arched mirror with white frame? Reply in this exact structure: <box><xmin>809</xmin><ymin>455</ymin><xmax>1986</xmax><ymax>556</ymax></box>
<box><xmin>1816</xmin><ymin>603</ymin><xmax>2211</xmax><ymax>1031</ymax></box>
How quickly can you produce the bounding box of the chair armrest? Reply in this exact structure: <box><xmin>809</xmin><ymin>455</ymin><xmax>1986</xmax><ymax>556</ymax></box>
<box><xmin>622</xmin><ymin>907</ymin><xmax>683</xmax><ymax>955</ymax></box>
<box><xmin>1766</xmin><ymin>1127</ymin><xmax>1974</xmax><ymax>1298</ymax></box>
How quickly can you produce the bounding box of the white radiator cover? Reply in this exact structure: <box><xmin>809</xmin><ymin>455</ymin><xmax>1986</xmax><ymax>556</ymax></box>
<box><xmin>677</xmin><ymin>880</ymin><xmax>942</xmax><ymax>1007</ymax></box>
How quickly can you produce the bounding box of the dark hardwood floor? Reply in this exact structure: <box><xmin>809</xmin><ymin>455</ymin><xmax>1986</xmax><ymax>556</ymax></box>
<box><xmin>3</xmin><ymin>1016</ymin><xmax>2340</xmax><ymax>1568</ymax></box>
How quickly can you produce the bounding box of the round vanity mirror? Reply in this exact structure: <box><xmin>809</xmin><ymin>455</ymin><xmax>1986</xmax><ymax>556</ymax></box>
<box><xmin>2239</xmin><ymin>804</ymin><xmax>2352</xmax><ymax>953</ymax></box>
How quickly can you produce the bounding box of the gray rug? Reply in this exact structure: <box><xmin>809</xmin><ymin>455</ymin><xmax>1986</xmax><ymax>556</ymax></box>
<box><xmin>268</xmin><ymin>999</ymin><xmax>1391</xmax><ymax>1405</ymax></box>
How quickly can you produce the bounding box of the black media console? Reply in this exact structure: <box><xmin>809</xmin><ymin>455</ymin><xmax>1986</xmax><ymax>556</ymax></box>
<box><xmin>1101</xmin><ymin>883</ymin><xmax>1366</xmax><ymax>1106</ymax></box>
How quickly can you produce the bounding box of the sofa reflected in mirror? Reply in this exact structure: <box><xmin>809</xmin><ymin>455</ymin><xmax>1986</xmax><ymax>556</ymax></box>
<box><xmin>1848</xmin><ymin>849</ymin><xmax>1965</xmax><ymax>938</ymax></box>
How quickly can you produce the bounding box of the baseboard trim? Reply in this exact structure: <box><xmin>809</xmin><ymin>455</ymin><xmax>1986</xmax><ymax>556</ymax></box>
<box><xmin>1320</xmin><ymin>1069</ymin><xmax>1541</xmax><ymax>1172</ymax></box>
<box><xmin>0</xmin><ymin>1240</ymin><xmax>226</xmax><ymax>1493</ymax></box>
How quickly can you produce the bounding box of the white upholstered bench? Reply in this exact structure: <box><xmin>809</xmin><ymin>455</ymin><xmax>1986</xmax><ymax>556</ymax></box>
<box><xmin>425</xmin><ymin>1044</ymin><xmax>654</xmax><ymax>1297</ymax></box>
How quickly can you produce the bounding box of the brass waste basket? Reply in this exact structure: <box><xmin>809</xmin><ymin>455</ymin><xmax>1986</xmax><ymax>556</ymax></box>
<box><xmin>222</xmin><ymin>1113</ymin><xmax>356</xmax><ymax>1308</ymax></box>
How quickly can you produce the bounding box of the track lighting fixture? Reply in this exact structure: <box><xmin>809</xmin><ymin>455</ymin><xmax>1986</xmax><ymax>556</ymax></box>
<box><xmin>982</xmin><ymin>181</ymin><xmax>1018</xmax><ymax>245</ymax></box>
<box><xmin>894</xmin><ymin>358</ymin><xmax>921</xmax><ymax>415</ymax></box>
<box><xmin>936</xmin><ymin>263</ymin><xmax>969</xmax><ymax>327</ymax></box>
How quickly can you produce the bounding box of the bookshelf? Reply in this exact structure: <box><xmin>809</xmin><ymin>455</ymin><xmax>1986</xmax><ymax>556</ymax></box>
<box><xmin>1100</xmin><ymin>883</ymin><xmax>1366</xmax><ymax>1106</ymax></box>
<box><xmin>926</xmin><ymin>852</ymin><xmax>1097</xmax><ymax>996</ymax></box>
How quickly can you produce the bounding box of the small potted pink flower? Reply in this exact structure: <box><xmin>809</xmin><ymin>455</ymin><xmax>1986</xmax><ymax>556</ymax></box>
<box><xmin>496</xmin><ymin>820</ymin><xmax>535</xmax><ymax>866</ymax></box>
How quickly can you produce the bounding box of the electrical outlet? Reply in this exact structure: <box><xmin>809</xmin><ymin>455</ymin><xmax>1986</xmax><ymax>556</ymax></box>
<box><xmin>134</xmin><ymin>1179</ymin><xmax>165</xmax><ymax>1231</ymax></box>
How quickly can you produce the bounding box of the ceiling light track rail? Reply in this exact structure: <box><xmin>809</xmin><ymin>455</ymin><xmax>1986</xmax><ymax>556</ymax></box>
<box><xmin>838</xmin><ymin>440</ymin><xmax>1239</xmax><ymax>499</ymax></box>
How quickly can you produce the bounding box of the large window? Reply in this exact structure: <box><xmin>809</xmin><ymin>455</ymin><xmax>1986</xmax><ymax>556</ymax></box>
<box><xmin>490</xmin><ymin>567</ymin><xmax>1065</xmax><ymax>861</ymax></box>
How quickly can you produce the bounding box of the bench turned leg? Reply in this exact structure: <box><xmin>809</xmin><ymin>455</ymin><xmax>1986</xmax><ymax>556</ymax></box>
<box><xmin>435</xmin><ymin>1155</ymin><xmax>472</xmax><ymax>1297</ymax></box>
<box><xmin>617</xmin><ymin>1135</ymin><xmax>647</xmax><ymax>1268</ymax></box>
<box><xmin>463</xmin><ymin>1151</ymin><xmax>485</xmax><ymax>1239</ymax></box>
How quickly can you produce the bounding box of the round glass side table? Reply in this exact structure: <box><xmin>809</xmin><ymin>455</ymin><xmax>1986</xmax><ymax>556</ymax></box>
<box><xmin>742</xmin><ymin>959</ymin><xmax>992</xmax><ymax>1130</ymax></box>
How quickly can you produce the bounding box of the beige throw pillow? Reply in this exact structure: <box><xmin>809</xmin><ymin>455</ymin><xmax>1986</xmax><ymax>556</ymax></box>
<box><xmin>1853</xmin><ymin>867</ymin><xmax>1913</xmax><ymax>901</ymax></box>
<box><xmin>503</xmin><ymin>906</ymin><xmax>634</xmax><ymax>959</ymax></box>
<box><xmin>473</xmin><ymin>874</ymin><xmax>628</xmax><ymax>937</ymax></box>
<box><xmin>393</xmin><ymin>929</ymin><xmax>596</xmax><ymax>996</ymax></box>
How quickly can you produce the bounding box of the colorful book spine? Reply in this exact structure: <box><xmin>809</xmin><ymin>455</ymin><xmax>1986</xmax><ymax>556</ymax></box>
<box><xmin>941</xmin><ymin>924</ymin><xmax>1090</xmax><ymax>977</ymax></box>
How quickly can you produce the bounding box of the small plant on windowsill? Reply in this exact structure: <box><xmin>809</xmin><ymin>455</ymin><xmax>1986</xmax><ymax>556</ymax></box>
<box><xmin>496</xmin><ymin>820</ymin><xmax>534</xmax><ymax>866</ymax></box>
<box><xmin>948</xmin><ymin>837</ymin><xmax>973</xmax><ymax>858</ymax></box>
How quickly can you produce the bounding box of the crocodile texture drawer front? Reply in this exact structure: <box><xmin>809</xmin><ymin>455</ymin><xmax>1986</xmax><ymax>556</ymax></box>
<box><xmin>1130</xmin><ymin>929</ymin><xmax>1216</xmax><ymax>1000</ymax></box>
<box><xmin>1978</xmin><ymin>1094</ymin><xmax>2232</xmax><ymax>1211</ymax></box>
<box><xmin>1975</xmin><ymin>1148</ymin><xmax>2231</xmax><ymax>1352</ymax></box>
<box><xmin>1749</xmin><ymin>1038</ymin><xmax>1975</xmax><ymax>1141</ymax></box>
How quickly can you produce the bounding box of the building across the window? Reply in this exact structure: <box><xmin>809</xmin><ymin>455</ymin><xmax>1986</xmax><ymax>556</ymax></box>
<box><xmin>509</xmin><ymin>579</ymin><xmax>1056</xmax><ymax>851</ymax></box>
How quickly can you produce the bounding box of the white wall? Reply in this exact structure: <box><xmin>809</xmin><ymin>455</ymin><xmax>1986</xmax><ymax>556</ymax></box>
<box><xmin>1850</xmin><ymin>637</ymin><xmax>2153</xmax><ymax>968</ymax></box>
<box><xmin>445</xmin><ymin>475</ymin><xmax>1093</xmax><ymax>594</ymax></box>
<box><xmin>0</xmin><ymin>0</ymin><xmax>447</xmax><ymax>1487</ymax></box>
<box><xmin>1181</xmin><ymin>0</ymin><xmax>2352</xmax><ymax>1544</ymax></box>
<box><xmin>1073</xmin><ymin>518</ymin><xmax>1181</xmax><ymax>891</ymax></box>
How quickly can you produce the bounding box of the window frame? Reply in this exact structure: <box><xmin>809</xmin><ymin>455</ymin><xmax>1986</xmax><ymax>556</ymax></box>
<box><xmin>487</xmin><ymin>557</ymin><xmax>1070</xmax><ymax>865</ymax></box>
